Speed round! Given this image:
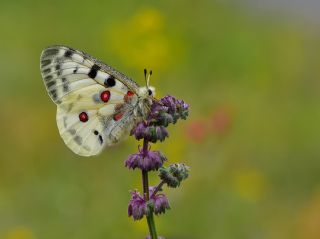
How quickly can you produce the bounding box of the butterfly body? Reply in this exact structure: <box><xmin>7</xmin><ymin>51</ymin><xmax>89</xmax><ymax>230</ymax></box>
<box><xmin>40</xmin><ymin>46</ymin><xmax>154</xmax><ymax>156</ymax></box>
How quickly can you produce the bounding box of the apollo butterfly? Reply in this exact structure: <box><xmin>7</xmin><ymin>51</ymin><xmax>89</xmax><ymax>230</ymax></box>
<box><xmin>40</xmin><ymin>46</ymin><xmax>155</xmax><ymax>156</ymax></box>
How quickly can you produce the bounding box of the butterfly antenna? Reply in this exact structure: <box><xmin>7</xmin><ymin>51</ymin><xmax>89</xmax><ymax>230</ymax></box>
<box><xmin>144</xmin><ymin>69</ymin><xmax>148</xmax><ymax>89</ymax></box>
<box><xmin>146</xmin><ymin>70</ymin><xmax>152</xmax><ymax>88</ymax></box>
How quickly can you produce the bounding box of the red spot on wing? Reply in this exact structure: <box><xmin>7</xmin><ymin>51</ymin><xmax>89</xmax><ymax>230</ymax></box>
<box><xmin>124</xmin><ymin>91</ymin><xmax>134</xmax><ymax>103</ymax></box>
<box><xmin>127</xmin><ymin>91</ymin><xmax>134</xmax><ymax>96</ymax></box>
<box><xmin>113</xmin><ymin>112</ymin><xmax>124</xmax><ymax>121</ymax></box>
<box><xmin>79</xmin><ymin>112</ymin><xmax>88</xmax><ymax>122</ymax></box>
<box><xmin>100</xmin><ymin>91</ymin><xmax>110</xmax><ymax>102</ymax></box>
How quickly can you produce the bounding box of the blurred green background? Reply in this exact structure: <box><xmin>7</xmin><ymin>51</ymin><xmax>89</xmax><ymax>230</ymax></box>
<box><xmin>1</xmin><ymin>0</ymin><xmax>320</xmax><ymax>238</ymax></box>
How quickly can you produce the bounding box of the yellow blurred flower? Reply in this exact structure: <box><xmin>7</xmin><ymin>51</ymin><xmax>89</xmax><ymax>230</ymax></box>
<box><xmin>295</xmin><ymin>190</ymin><xmax>320</xmax><ymax>239</ymax></box>
<box><xmin>105</xmin><ymin>7</ymin><xmax>184</xmax><ymax>72</ymax></box>
<box><xmin>5</xmin><ymin>227</ymin><xmax>36</xmax><ymax>239</ymax></box>
<box><xmin>232</xmin><ymin>168</ymin><xmax>268</xmax><ymax>202</ymax></box>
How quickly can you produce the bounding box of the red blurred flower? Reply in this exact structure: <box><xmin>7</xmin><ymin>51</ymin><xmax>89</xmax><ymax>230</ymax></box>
<box><xmin>186</xmin><ymin>119</ymin><xmax>207</xmax><ymax>142</ymax></box>
<box><xmin>210</xmin><ymin>106</ymin><xmax>233</xmax><ymax>135</ymax></box>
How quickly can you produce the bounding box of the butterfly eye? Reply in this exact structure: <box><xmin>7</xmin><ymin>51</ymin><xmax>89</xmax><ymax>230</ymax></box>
<box><xmin>148</xmin><ymin>89</ymin><xmax>153</xmax><ymax>96</ymax></box>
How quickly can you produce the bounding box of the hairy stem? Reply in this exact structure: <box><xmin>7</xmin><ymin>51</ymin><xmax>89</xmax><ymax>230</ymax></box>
<box><xmin>151</xmin><ymin>181</ymin><xmax>165</xmax><ymax>198</ymax></box>
<box><xmin>142</xmin><ymin>139</ymin><xmax>158</xmax><ymax>239</ymax></box>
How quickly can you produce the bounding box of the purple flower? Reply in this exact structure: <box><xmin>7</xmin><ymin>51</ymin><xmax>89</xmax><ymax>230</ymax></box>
<box><xmin>128</xmin><ymin>188</ymin><xmax>170</xmax><ymax>221</ymax></box>
<box><xmin>130</xmin><ymin>95</ymin><xmax>189</xmax><ymax>143</ymax></box>
<box><xmin>160</xmin><ymin>95</ymin><xmax>189</xmax><ymax>123</ymax></box>
<box><xmin>152</xmin><ymin>126</ymin><xmax>169</xmax><ymax>142</ymax></box>
<box><xmin>150</xmin><ymin>193</ymin><xmax>170</xmax><ymax>215</ymax></box>
<box><xmin>131</xmin><ymin>123</ymin><xmax>169</xmax><ymax>143</ymax></box>
<box><xmin>128</xmin><ymin>191</ymin><xmax>147</xmax><ymax>220</ymax></box>
<box><xmin>149</xmin><ymin>102</ymin><xmax>173</xmax><ymax>127</ymax></box>
<box><xmin>149</xmin><ymin>95</ymin><xmax>189</xmax><ymax>126</ymax></box>
<box><xmin>125</xmin><ymin>149</ymin><xmax>167</xmax><ymax>171</ymax></box>
<box><xmin>130</xmin><ymin>121</ymin><xmax>148</xmax><ymax>140</ymax></box>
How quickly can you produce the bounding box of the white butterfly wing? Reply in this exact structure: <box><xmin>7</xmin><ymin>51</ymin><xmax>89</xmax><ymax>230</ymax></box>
<box><xmin>40</xmin><ymin>46</ymin><xmax>139</xmax><ymax>156</ymax></box>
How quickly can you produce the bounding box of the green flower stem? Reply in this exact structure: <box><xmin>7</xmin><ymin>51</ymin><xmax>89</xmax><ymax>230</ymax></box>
<box><xmin>146</xmin><ymin>210</ymin><xmax>157</xmax><ymax>239</ymax></box>
<box><xmin>142</xmin><ymin>139</ymin><xmax>158</xmax><ymax>239</ymax></box>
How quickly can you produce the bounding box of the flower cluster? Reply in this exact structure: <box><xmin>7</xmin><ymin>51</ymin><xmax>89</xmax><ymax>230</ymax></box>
<box><xmin>126</xmin><ymin>95</ymin><xmax>190</xmax><ymax>239</ymax></box>
<box><xmin>130</xmin><ymin>95</ymin><xmax>189</xmax><ymax>143</ymax></box>
<box><xmin>158</xmin><ymin>95</ymin><xmax>189</xmax><ymax>123</ymax></box>
<box><xmin>125</xmin><ymin>149</ymin><xmax>167</xmax><ymax>171</ymax></box>
<box><xmin>131</xmin><ymin>122</ymin><xmax>168</xmax><ymax>143</ymax></box>
<box><xmin>159</xmin><ymin>163</ymin><xmax>190</xmax><ymax>188</ymax></box>
<box><xmin>128</xmin><ymin>189</ymin><xmax>170</xmax><ymax>220</ymax></box>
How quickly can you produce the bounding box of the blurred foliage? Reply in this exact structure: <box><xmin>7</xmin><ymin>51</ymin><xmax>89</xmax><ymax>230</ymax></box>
<box><xmin>1</xmin><ymin>0</ymin><xmax>320</xmax><ymax>238</ymax></box>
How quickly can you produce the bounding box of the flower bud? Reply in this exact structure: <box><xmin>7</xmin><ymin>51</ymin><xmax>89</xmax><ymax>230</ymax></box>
<box><xmin>159</xmin><ymin>163</ymin><xmax>190</xmax><ymax>188</ymax></box>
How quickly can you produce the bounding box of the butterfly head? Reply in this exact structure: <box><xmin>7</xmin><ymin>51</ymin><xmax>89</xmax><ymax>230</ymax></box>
<box><xmin>134</xmin><ymin>69</ymin><xmax>156</xmax><ymax>119</ymax></box>
<box><xmin>138</xmin><ymin>85</ymin><xmax>155</xmax><ymax>98</ymax></box>
<box><xmin>139</xmin><ymin>69</ymin><xmax>156</xmax><ymax>99</ymax></box>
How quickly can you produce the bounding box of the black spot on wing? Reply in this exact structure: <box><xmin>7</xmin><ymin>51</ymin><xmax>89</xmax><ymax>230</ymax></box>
<box><xmin>43</xmin><ymin>48</ymin><xmax>59</xmax><ymax>57</ymax></box>
<box><xmin>50</xmin><ymin>89</ymin><xmax>58</xmax><ymax>100</ymax></box>
<box><xmin>62</xmin><ymin>78</ymin><xmax>69</xmax><ymax>92</ymax></box>
<box><xmin>41</xmin><ymin>59</ymin><xmax>51</xmax><ymax>68</ymax></box>
<box><xmin>73</xmin><ymin>66</ymin><xmax>78</xmax><ymax>73</ymax></box>
<box><xmin>98</xmin><ymin>135</ymin><xmax>103</xmax><ymax>144</ymax></box>
<box><xmin>92</xmin><ymin>130</ymin><xmax>103</xmax><ymax>144</ymax></box>
<box><xmin>74</xmin><ymin>135</ymin><xmax>83</xmax><ymax>145</ymax></box>
<box><xmin>104</xmin><ymin>75</ymin><xmax>116</xmax><ymax>87</ymax></box>
<box><xmin>46</xmin><ymin>80</ymin><xmax>56</xmax><ymax>88</ymax></box>
<box><xmin>88</xmin><ymin>64</ymin><xmax>100</xmax><ymax>79</ymax></box>
<box><xmin>68</xmin><ymin>129</ymin><xmax>76</xmax><ymax>135</ymax></box>
<box><xmin>44</xmin><ymin>75</ymin><xmax>53</xmax><ymax>82</ymax></box>
<box><xmin>55</xmin><ymin>64</ymin><xmax>61</xmax><ymax>70</ymax></box>
<box><xmin>43</xmin><ymin>68</ymin><xmax>51</xmax><ymax>74</ymax></box>
<box><xmin>64</xmin><ymin>50</ymin><xmax>73</xmax><ymax>58</ymax></box>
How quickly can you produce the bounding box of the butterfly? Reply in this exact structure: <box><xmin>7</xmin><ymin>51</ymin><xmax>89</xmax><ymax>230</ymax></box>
<box><xmin>40</xmin><ymin>45</ymin><xmax>155</xmax><ymax>156</ymax></box>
